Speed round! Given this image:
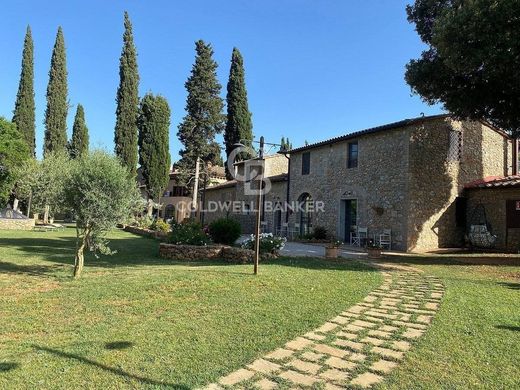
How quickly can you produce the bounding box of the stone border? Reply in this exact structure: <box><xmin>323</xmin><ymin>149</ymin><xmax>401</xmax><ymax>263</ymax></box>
<box><xmin>123</xmin><ymin>225</ymin><xmax>168</xmax><ymax>240</ymax></box>
<box><xmin>201</xmin><ymin>263</ymin><xmax>444</xmax><ymax>389</ymax></box>
<box><xmin>159</xmin><ymin>243</ymin><xmax>276</xmax><ymax>264</ymax></box>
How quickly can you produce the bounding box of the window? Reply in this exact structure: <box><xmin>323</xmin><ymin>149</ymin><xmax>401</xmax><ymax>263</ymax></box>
<box><xmin>448</xmin><ymin>130</ymin><xmax>463</xmax><ymax>161</ymax></box>
<box><xmin>455</xmin><ymin>197</ymin><xmax>467</xmax><ymax>228</ymax></box>
<box><xmin>348</xmin><ymin>142</ymin><xmax>358</xmax><ymax>168</ymax></box>
<box><xmin>302</xmin><ymin>152</ymin><xmax>310</xmax><ymax>175</ymax></box>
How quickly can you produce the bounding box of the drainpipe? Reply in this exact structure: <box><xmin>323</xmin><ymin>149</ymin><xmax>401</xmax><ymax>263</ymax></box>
<box><xmin>513</xmin><ymin>138</ymin><xmax>518</xmax><ymax>175</ymax></box>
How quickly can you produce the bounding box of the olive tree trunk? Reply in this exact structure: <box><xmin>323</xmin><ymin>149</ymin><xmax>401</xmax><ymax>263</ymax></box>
<box><xmin>73</xmin><ymin>227</ymin><xmax>90</xmax><ymax>278</ymax></box>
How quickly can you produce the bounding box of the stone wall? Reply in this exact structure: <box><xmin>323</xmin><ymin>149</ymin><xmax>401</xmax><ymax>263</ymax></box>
<box><xmin>288</xmin><ymin>127</ymin><xmax>411</xmax><ymax>250</ymax></box>
<box><xmin>407</xmin><ymin>119</ymin><xmax>511</xmax><ymax>251</ymax></box>
<box><xmin>466</xmin><ymin>187</ymin><xmax>520</xmax><ymax>251</ymax></box>
<box><xmin>0</xmin><ymin>218</ymin><xmax>35</xmax><ymax>230</ymax></box>
<box><xmin>124</xmin><ymin>225</ymin><xmax>168</xmax><ymax>240</ymax></box>
<box><xmin>159</xmin><ymin>243</ymin><xmax>273</xmax><ymax>263</ymax></box>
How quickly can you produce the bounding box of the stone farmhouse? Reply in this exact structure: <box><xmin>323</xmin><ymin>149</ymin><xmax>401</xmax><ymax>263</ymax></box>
<box><xmin>202</xmin><ymin>114</ymin><xmax>515</xmax><ymax>252</ymax></box>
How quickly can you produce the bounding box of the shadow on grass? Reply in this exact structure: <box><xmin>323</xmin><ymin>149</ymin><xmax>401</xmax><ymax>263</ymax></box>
<box><xmin>383</xmin><ymin>253</ymin><xmax>520</xmax><ymax>267</ymax></box>
<box><xmin>104</xmin><ymin>341</ymin><xmax>133</xmax><ymax>350</ymax></box>
<box><xmin>0</xmin><ymin>261</ymin><xmax>63</xmax><ymax>277</ymax></box>
<box><xmin>0</xmin><ymin>362</ymin><xmax>19</xmax><ymax>372</ymax></box>
<box><xmin>33</xmin><ymin>345</ymin><xmax>189</xmax><ymax>389</ymax></box>
<box><xmin>497</xmin><ymin>281</ymin><xmax>520</xmax><ymax>290</ymax></box>
<box><xmin>495</xmin><ymin>325</ymin><xmax>520</xmax><ymax>332</ymax></box>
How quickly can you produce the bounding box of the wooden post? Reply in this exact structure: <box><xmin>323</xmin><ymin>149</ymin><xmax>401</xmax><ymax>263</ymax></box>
<box><xmin>253</xmin><ymin>137</ymin><xmax>265</xmax><ymax>275</ymax></box>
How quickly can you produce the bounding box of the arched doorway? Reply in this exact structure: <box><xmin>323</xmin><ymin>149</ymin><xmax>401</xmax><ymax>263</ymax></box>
<box><xmin>164</xmin><ymin>204</ymin><xmax>175</xmax><ymax>221</ymax></box>
<box><xmin>298</xmin><ymin>193</ymin><xmax>313</xmax><ymax>236</ymax></box>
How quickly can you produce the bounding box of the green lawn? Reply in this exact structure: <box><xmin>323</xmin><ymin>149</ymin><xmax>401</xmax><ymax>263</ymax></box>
<box><xmin>378</xmin><ymin>256</ymin><xmax>520</xmax><ymax>390</ymax></box>
<box><xmin>0</xmin><ymin>228</ymin><xmax>380</xmax><ymax>389</ymax></box>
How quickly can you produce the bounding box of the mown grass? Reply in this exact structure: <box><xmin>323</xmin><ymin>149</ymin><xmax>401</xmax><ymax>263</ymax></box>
<box><xmin>0</xmin><ymin>227</ymin><xmax>380</xmax><ymax>389</ymax></box>
<box><xmin>378</xmin><ymin>257</ymin><xmax>520</xmax><ymax>390</ymax></box>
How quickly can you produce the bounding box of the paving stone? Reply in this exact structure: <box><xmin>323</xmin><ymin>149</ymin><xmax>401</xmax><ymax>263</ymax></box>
<box><xmin>288</xmin><ymin>358</ymin><xmax>321</xmax><ymax>375</ymax></box>
<box><xmin>325</xmin><ymin>356</ymin><xmax>357</xmax><ymax>370</ymax></box>
<box><xmin>379</xmin><ymin>325</ymin><xmax>399</xmax><ymax>332</ymax></box>
<box><xmin>324</xmin><ymin>383</ymin><xmax>343</xmax><ymax>390</ymax></box>
<box><xmin>331</xmin><ymin>315</ymin><xmax>351</xmax><ymax>325</ymax></box>
<box><xmin>393</xmin><ymin>320</ymin><xmax>427</xmax><ymax>329</ymax></box>
<box><xmin>304</xmin><ymin>332</ymin><xmax>326</xmax><ymax>341</ymax></box>
<box><xmin>351</xmin><ymin>320</ymin><xmax>378</xmax><ymax>328</ymax></box>
<box><xmin>361</xmin><ymin>336</ymin><xmax>385</xmax><ymax>346</ymax></box>
<box><xmin>364</xmin><ymin>316</ymin><xmax>385</xmax><ymax>323</ymax></box>
<box><xmin>254</xmin><ymin>378</ymin><xmax>277</xmax><ymax>390</ymax></box>
<box><xmin>402</xmin><ymin>328</ymin><xmax>424</xmax><ymax>339</ymax></box>
<box><xmin>416</xmin><ymin>315</ymin><xmax>433</xmax><ymax>324</ymax></box>
<box><xmin>348</xmin><ymin>305</ymin><xmax>368</xmax><ymax>314</ymax></box>
<box><xmin>340</xmin><ymin>311</ymin><xmax>360</xmax><ymax>318</ymax></box>
<box><xmin>424</xmin><ymin>302</ymin><xmax>439</xmax><ymax>310</ymax></box>
<box><xmin>219</xmin><ymin>369</ymin><xmax>255</xmax><ymax>385</ymax></box>
<box><xmin>301</xmin><ymin>351</ymin><xmax>324</xmax><ymax>362</ymax></box>
<box><xmin>372</xmin><ymin>346</ymin><xmax>404</xmax><ymax>360</ymax></box>
<box><xmin>201</xmin><ymin>384</ymin><xmax>223</xmax><ymax>390</ymax></box>
<box><xmin>265</xmin><ymin>348</ymin><xmax>294</xmax><ymax>360</ymax></box>
<box><xmin>368</xmin><ymin>329</ymin><xmax>392</xmax><ymax>338</ymax></box>
<box><xmin>370</xmin><ymin>359</ymin><xmax>398</xmax><ymax>374</ymax></box>
<box><xmin>365</xmin><ymin>311</ymin><xmax>398</xmax><ymax>319</ymax></box>
<box><xmin>336</xmin><ymin>331</ymin><xmax>358</xmax><ymax>340</ymax></box>
<box><xmin>431</xmin><ymin>292</ymin><xmax>443</xmax><ymax>299</ymax></box>
<box><xmin>285</xmin><ymin>337</ymin><xmax>314</xmax><ymax>351</ymax></box>
<box><xmin>316</xmin><ymin>322</ymin><xmax>339</xmax><ymax>333</ymax></box>
<box><xmin>344</xmin><ymin>324</ymin><xmax>365</xmax><ymax>333</ymax></box>
<box><xmin>334</xmin><ymin>339</ymin><xmax>365</xmax><ymax>351</ymax></box>
<box><xmin>364</xmin><ymin>295</ymin><xmax>378</xmax><ymax>303</ymax></box>
<box><xmin>320</xmin><ymin>368</ymin><xmax>350</xmax><ymax>382</ymax></box>
<box><xmin>391</xmin><ymin>340</ymin><xmax>412</xmax><ymax>351</ymax></box>
<box><xmin>247</xmin><ymin>358</ymin><xmax>281</xmax><ymax>374</ymax></box>
<box><xmin>348</xmin><ymin>352</ymin><xmax>367</xmax><ymax>362</ymax></box>
<box><xmin>351</xmin><ymin>372</ymin><xmax>384</xmax><ymax>388</ymax></box>
<box><xmin>314</xmin><ymin>343</ymin><xmax>349</xmax><ymax>358</ymax></box>
<box><xmin>279</xmin><ymin>370</ymin><xmax>318</xmax><ymax>386</ymax></box>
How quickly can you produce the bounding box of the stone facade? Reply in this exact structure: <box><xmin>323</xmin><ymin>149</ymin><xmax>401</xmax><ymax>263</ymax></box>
<box><xmin>288</xmin><ymin>116</ymin><xmax>512</xmax><ymax>251</ymax></box>
<box><xmin>0</xmin><ymin>218</ymin><xmax>35</xmax><ymax>230</ymax></box>
<box><xmin>203</xmin><ymin>155</ymin><xmax>289</xmax><ymax>234</ymax></box>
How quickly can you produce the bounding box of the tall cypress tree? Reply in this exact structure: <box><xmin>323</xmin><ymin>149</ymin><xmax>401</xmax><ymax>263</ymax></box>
<box><xmin>114</xmin><ymin>11</ymin><xmax>139</xmax><ymax>177</ymax></box>
<box><xmin>138</xmin><ymin>93</ymin><xmax>171</xmax><ymax>201</ymax></box>
<box><xmin>43</xmin><ymin>27</ymin><xmax>68</xmax><ymax>157</ymax></box>
<box><xmin>224</xmin><ymin>48</ymin><xmax>253</xmax><ymax>179</ymax></box>
<box><xmin>177</xmin><ymin>40</ymin><xmax>225</xmax><ymax>183</ymax></box>
<box><xmin>13</xmin><ymin>26</ymin><xmax>35</xmax><ymax>157</ymax></box>
<box><xmin>70</xmin><ymin>104</ymin><xmax>89</xmax><ymax>158</ymax></box>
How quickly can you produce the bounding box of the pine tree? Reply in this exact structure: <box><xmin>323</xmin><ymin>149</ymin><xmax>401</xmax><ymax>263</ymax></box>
<box><xmin>114</xmin><ymin>11</ymin><xmax>140</xmax><ymax>177</ymax></box>
<box><xmin>177</xmin><ymin>40</ymin><xmax>225</xmax><ymax>185</ymax></box>
<box><xmin>12</xmin><ymin>26</ymin><xmax>35</xmax><ymax>157</ymax></box>
<box><xmin>224</xmin><ymin>47</ymin><xmax>253</xmax><ymax>178</ymax></box>
<box><xmin>138</xmin><ymin>93</ymin><xmax>171</xmax><ymax>201</ymax></box>
<box><xmin>43</xmin><ymin>27</ymin><xmax>68</xmax><ymax>156</ymax></box>
<box><xmin>70</xmin><ymin>104</ymin><xmax>89</xmax><ymax>158</ymax></box>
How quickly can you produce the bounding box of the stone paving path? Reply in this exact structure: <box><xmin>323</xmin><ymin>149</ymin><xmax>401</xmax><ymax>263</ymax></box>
<box><xmin>202</xmin><ymin>263</ymin><xmax>444</xmax><ymax>389</ymax></box>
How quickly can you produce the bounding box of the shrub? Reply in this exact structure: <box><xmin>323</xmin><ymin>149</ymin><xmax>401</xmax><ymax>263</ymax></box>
<box><xmin>168</xmin><ymin>219</ymin><xmax>211</xmax><ymax>246</ymax></box>
<box><xmin>133</xmin><ymin>215</ymin><xmax>153</xmax><ymax>229</ymax></box>
<box><xmin>209</xmin><ymin>218</ymin><xmax>241</xmax><ymax>245</ymax></box>
<box><xmin>151</xmin><ymin>218</ymin><xmax>170</xmax><ymax>233</ymax></box>
<box><xmin>313</xmin><ymin>226</ymin><xmax>328</xmax><ymax>240</ymax></box>
<box><xmin>241</xmin><ymin>233</ymin><xmax>286</xmax><ymax>254</ymax></box>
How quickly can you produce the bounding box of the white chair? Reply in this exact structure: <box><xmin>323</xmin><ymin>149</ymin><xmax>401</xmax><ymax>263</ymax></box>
<box><xmin>281</xmin><ymin>222</ymin><xmax>289</xmax><ymax>237</ymax></box>
<box><xmin>260</xmin><ymin>221</ymin><xmax>268</xmax><ymax>233</ymax></box>
<box><xmin>379</xmin><ymin>229</ymin><xmax>392</xmax><ymax>250</ymax></box>
<box><xmin>350</xmin><ymin>227</ymin><xmax>368</xmax><ymax>247</ymax></box>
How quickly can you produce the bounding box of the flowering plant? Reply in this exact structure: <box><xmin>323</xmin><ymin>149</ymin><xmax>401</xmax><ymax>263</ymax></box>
<box><xmin>366</xmin><ymin>239</ymin><xmax>383</xmax><ymax>249</ymax></box>
<box><xmin>241</xmin><ymin>233</ymin><xmax>286</xmax><ymax>254</ymax></box>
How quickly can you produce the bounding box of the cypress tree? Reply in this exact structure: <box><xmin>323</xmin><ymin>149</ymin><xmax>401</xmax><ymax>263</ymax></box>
<box><xmin>70</xmin><ymin>104</ymin><xmax>89</xmax><ymax>158</ymax></box>
<box><xmin>138</xmin><ymin>93</ymin><xmax>171</xmax><ymax>201</ymax></box>
<box><xmin>114</xmin><ymin>11</ymin><xmax>140</xmax><ymax>177</ymax></box>
<box><xmin>43</xmin><ymin>27</ymin><xmax>68</xmax><ymax>157</ymax></box>
<box><xmin>12</xmin><ymin>26</ymin><xmax>35</xmax><ymax>157</ymax></box>
<box><xmin>224</xmin><ymin>47</ymin><xmax>253</xmax><ymax>179</ymax></box>
<box><xmin>177</xmin><ymin>40</ymin><xmax>225</xmax><ymax>182</ymax></box>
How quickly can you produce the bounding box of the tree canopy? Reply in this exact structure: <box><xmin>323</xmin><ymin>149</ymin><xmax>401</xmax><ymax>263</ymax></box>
<box><xmin>44</xmin><ymin>27</ymin><xmax>68</xmax><ymax>156</ymax></box>
<box><xmin>224</xmin><ymin>48</ymin><xmax>253</xmax><ymax>179</ymax></box>
<box><xmin>0</xmin><ymin>118</ymin><xmax>30</xmax><ymax>206</ymax></box>
<box><xmin>114</xmin><ymin>11</ymin><xmax>140</xmax><ymax>177</ymax></box>
<box><xmin>12</xmin><ymin>26</ymin><xmax>36</xmax><ymax>157</ymax></box>
<box><xmin>70</xmin><ymin>104</ymin><xmax>89</xmax><ymax>158</ymax></box>
<box><xmin>138</xmin><ymin>93</ymin><xmax>171</xmax><ymax>201</ymax></box>
<box><xmin>405</xmin><ymin>0</ymin><xmax>520</xmax><ymax>135</ymax></box>
<box><xmin>177</xmin><ymin>40</ymin><xmax>225</xmax><ymax>186</ymax></box>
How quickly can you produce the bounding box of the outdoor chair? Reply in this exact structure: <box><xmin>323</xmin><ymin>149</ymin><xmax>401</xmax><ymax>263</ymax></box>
<box><xmin>379</xmin><ymin>229</ymin><xmax>392</xmax><ymax>250</ymax></box>
<box><xmin>350</xmin><ymin>227</ymin><xmax>368</xmax><ymax>247</ymax></box>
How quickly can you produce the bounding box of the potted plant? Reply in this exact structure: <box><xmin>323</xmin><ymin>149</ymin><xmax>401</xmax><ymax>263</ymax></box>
<box><xmin>325</xmin><ymin>239</ymin><xmax>342</xmax><ymax>258</ymax></box>
<box><xmin>366</xmin><ymin>239</ymin><xmax>383</xmax><ymax>258</ymax></box>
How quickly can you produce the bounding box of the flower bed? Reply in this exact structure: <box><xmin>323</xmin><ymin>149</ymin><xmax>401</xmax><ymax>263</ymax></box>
<box><xmin>159</xmin><ymin>243</ymin><xmax>276</xmax><ymax>264</ymax></box>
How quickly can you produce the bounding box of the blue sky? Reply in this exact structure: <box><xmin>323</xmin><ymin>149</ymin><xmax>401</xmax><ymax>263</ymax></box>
<box><xmin>0</xmin><ymin>0</ymin><xmax>442</xmax><ymax>160</ymax></box>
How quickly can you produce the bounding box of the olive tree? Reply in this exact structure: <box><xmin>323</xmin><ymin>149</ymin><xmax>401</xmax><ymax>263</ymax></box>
<box><xmin>65</xmin><ymin>150</ymin><xmax>139</xmax><ymax>278</ymax></box>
